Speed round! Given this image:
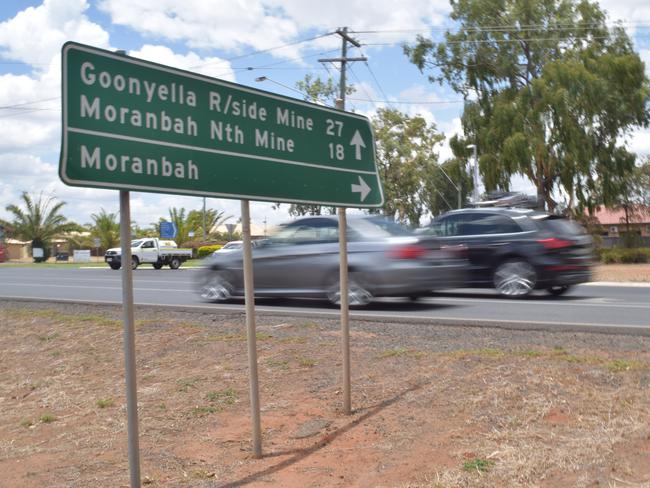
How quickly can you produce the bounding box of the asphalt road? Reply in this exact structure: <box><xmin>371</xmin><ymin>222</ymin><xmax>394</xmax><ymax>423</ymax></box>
<box><xmin>1</xmin><ymin>266</ymin><xmax>648</xmax><ymax>333</ymax></box>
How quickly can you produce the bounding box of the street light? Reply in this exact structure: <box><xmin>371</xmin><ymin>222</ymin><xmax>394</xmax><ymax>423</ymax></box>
<box><xmin>255</xmin><ymin>76</ymin><xmax>305</xmax><ymax>97</ymax></box>
<box><xmin>466</xmin><ymin>144</ymin><xmax>479</xmax><ymax>203</ymax></box>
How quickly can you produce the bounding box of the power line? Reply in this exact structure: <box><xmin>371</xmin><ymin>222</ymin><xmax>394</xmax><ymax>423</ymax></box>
<box><xmin>348</xmin><ymin>97</ymin><xmax>464</xmax><ymax>105</ymax></box>
<box><xmin>0</xmin><ymin>96</ymin><xmax>60</xmax><ymax>110</ymax></box>
<box><xmin>347</xmin><ymin>64</ymin><xmax>381</xmax><ymax>111</ymax></box>
<box><xmin>189</xmin><ymin>31</ymin><xmax>336</xmax><ymax>70</ymax></box>
<box><xmin>364</xmin><ymin>34</ymin><xmax>617</xmax><ymax>46</ymax></box>
<box><xmin>239</xmin><ymin>48</ymin><xmax>340</xmax><ymax>70</ymax></box>
<box><xmin>350</xmin><ymin>20</ymin><xmax>650</xmax><ymax>35</ymax></box>
<box><xmin>362</xmin><ymin>58</ymin><xmax>392</xmax><ymax>109</ymax></box>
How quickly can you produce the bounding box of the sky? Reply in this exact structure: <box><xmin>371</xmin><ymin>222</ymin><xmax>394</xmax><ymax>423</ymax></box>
<box><xmin>1</xmin><ymin>0</ymin><xmax>650</xmax><ymax>230</ymax></box>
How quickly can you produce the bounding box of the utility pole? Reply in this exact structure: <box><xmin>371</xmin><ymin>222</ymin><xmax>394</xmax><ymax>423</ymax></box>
<box><xmin>202</xmin><ymin>197</ymin><xmax>207</xmax><ymax>241</ymax></box>
<box><xmin>318</xmin><ymin>28</ymin><xmax>366</xmax><ymax>416</ymax></box>
<box><xmin>467</xmin><ymin>144</ymin><xmax>479</xmax><ymax>203</ymax></box>
<box><xmin>319</xmin><ymin>28</ymin><xmax>367</xmax><ymax>107</ymax></box>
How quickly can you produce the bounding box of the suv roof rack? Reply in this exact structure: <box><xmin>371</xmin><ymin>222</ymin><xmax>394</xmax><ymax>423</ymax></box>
<box><xmin>471</xmin><ymin>191</ymin><xmax>538</xmax><ymax>209</ymax></box>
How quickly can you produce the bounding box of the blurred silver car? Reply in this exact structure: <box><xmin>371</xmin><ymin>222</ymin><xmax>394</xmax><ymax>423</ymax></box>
<box><xmin>196</xmin><ymin>215</ymin><xmax>464</xmax><ymax>306</ymax></box>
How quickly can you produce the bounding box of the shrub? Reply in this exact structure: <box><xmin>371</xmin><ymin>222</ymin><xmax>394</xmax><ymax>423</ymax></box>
<box><xmin>197</xmin><ymin>244</ymin><xmax>222</xmax><ymax>258</ymax></box>
<box><xmin>598</xmin><ymin>247</ymin><xmax>650</xmax><ymax>264</ymax></box>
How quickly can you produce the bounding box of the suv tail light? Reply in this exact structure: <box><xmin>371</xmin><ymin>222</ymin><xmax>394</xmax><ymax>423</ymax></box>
<box><xmin>538</xmin><ymin>237</ymin><xmax>573</xmax><ymax>250</ymax></box>
<box><xmin>387</xmin><ymin>244</ymin><xmax>428</xmax><ymax>260</ymax></box>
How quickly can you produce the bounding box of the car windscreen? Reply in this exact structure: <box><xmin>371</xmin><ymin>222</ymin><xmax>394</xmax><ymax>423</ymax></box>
<box><xmin>535</xmin><ymin>216</ymin><xmax>586</xmax><ymax>236</ymax></box>
<box><xmin>130</xmin><ymin>240</ymin><xmax>143</xmax><ymax>247</ymax></box>
<box><xmin>360</xmin><ymin>217</ymin><xmax>413</xmax><ymax>236</ymax></box>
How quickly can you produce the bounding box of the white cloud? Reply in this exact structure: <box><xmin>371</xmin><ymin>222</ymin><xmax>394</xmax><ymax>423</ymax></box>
<box><xmin>98</xmin><ymin>0</ymin><xmax>299</xmax><ymax>54</ymax></box>
<box><xmin>128</xmin><ymin>45</ymin><xmax>235</xmax><ymax>81</ymax></box>
<box><xmin>98</xmin><ymin>0</ymin><xmax>451</xmax><ymax>58</ymax></box>
<box><xmin>628</xmin><ymin>127</ymin><xmax>650</xmax><ymax>157</ymax></box>
<box><xmin>0</xmin><ymin>0</ymin><xmax>109</xmax><ymax>67</ymax></box>
<box><xmin>599</xmin><ymin>0</ymin><xmax>650</xmax><ymax>27</ymax></box>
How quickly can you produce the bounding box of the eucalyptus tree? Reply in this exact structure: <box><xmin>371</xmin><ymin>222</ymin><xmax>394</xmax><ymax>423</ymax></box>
<box><xmin>405</xmin><ymin>0</ymin><xmax>650</xmax><ymax>212</ymax></box>
<box><xmin>606</xmin><ymin>158</ymin><xmax>650</xmax><ymax>246</ymax></box>
<box><xmin>5</xmin><ymin>192</ymin><xmax>78</xmax><ymax>261</ymax></box>
<box><xmin>371</xmin><ymin>108</ymin><xmax>445</xmax><ymax>226</ymax></box>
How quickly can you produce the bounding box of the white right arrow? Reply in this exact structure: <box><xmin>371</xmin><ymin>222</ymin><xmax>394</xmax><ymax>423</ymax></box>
<box><xmin>349</xmin><ymin>130</ymin><xmax>366</xmax><ymax>160</ymax></box>
<box><xmin>351</xmin><ymin>176</ymin><xmax>371</xmax><ymax>202</ymax></box>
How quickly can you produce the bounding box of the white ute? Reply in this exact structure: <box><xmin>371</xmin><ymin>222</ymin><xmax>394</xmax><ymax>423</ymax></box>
<box><xmin>104</xmin><ymin>238</ymin><xmax>193</xmax><ymax>270</ymax></box>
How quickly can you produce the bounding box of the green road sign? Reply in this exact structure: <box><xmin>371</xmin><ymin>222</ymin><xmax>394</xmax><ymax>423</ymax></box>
<box><xmin>59</xmin><ymin>42</ymin><xmax>384</xmax><ymax>207</ymax></box>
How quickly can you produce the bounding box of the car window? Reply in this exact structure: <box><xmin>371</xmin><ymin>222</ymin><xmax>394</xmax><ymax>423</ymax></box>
<box><xmin>271</xmin><ymin>219</ymin><xmax>339</xmax><ymax>244</ymax></box>
<box><xmin>142</xmin><ymin>241</ymin><xmax>154</xmax><ymax>248</ymax></box>
<box><xmin>360</xmin><ymin>217</ymin><xmax>412</xmax><ymax>236</ymax></box>
<box><xmin>460</xmin><ymin>214</ymin><xmax>522</xmax><ymax>235</ymax></box>
<box><xmin>437</xmin><ymin>215</ymin><xmax>465</xmax><ymax>236</ymax></box>
<box><xmin>536</xmin><ymin>216</ymin><xmax>586</xmax><ymax>236</ymax></box>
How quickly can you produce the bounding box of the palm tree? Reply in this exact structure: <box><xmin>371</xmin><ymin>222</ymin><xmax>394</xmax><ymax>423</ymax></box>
<box><xmin>157</xmin><ymin>207</ymin><xmax>192</xmax><ymax>246</ymax></box>
<box><xmin>187</xmin><ymin>208</ymin><xmax>233</xmax><ymax>240</ymax></box>
<box><xmin>90</xmin><ymin>208</ymin><xmax>120</xmax><ymax>250</ymax></box>
<box><xmin>5</xmin><ymin>191</ymin><xmax>78</xmax><ymax>262</ymax></box>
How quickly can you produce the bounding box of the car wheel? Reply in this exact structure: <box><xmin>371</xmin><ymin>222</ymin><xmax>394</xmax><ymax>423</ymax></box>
<box><xmin>153</xmin><ymin>261</ymin><xmax>163</xmax><ymax>269</ymax></box>
<box><xmin>109</xmin><ymin>262</ymin><xmax>120</xmax><ymax>270</ymax></box>
<box><xmin>200</xmin><ymin>271</ymin><xmax>234</xmax><ymax>302</ymax></box>
<box><xmin>546</xmin><ymin>285</ymin><xmax>570</xmax><ymax>296</ymax></box>
<box><xmin>130</xmin><ymin>257</ymin><xmax>139</xmax><ymax>270</ymax></box>
<box><xmin>169</xmin><ymin>257</ymin><xmax>181</xmax><ymax>269</ymax></box>
<box><xmin>493</xmin><ymin>259</ymin><xmax>536</xmax><ymax>297</ymax></box>
<box><xmin>326</xmin><ymin>272</ymin><xmax>373</xmax><ymax>307</ymax></box>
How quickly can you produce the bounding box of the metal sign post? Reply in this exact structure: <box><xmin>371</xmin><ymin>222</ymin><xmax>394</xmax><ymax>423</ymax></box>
<box><xmin>240</xmin><ymin>200</ymin><xmax>262</xmax><ymax>457</ymax></box>
<box><xmin>119</xmin><ymin>190</ymin><xmax>141</xmax><ymax>488</ymax></box>
<box><xmin>322</xmin><ymin>27</ymin><xmax>367</xmax><ymax>416</ymax></box>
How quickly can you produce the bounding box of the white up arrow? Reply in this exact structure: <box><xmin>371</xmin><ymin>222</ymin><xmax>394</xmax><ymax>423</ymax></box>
<box><xmin>351</xmin><ymin>176</ymin><xmax>371</xmax><ymax>202</ymax></box>
<box><xmin>349</xmin><ymin>130</ymin><xmax>366</xmax><ymax>160</ymax></box>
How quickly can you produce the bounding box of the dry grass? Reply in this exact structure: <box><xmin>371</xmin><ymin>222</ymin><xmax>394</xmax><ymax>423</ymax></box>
<box><xmin>1</xmin><ymin>304</ymin><xmax>650</xmax><ymax>487</ymax></box>
<box><xmin>593</xmin><ymin>263</ymin><xmax>650</xmax><ymax>282</ymax></box>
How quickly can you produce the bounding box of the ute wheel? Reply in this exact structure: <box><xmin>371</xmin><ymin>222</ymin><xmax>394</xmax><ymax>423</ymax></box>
<box><xmin>547</xmin><ymin>285</ymin><xmax>570</xmax><ymax>296</ymax></box>
<box><xmin>153</xmin><ymin>261</ymin><xmax>163</xmax><ymax>270</ymax></box>
<box><xmin>109</xmin><ymin>262</ymin><xmax>120</xmax><ymax>270</ymax></box>
<box><xmin>169</xmin><ymin>257</ymin><xmax>181</xmax><ymax>269</ymax></box>
<box><xmin>199</xmin><ymin>271</ymin><xmax>234</xmax><ymax>302</ymax></box>
<box><xmin>493</xmin><ymin>259</ymin><xmax>536</xmax><ymax>297</ymax></box>
<box><xmin>326</xmin><ymin>271</ymin><xmax>373</xmax><ymax>307</ymax></box>
<box><xmin>130</xmin><ymin>257</ymin><xmax>139</xmax><ymax>270</ymax></box>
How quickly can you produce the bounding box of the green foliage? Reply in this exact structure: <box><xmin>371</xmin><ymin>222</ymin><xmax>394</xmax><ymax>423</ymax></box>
<box><xmin>39</xmin><ymin>413</ymin><xmax>56</xmax><ymax>423</ymax></box>
<box><xmin>96</xmin><ymin>398</ymin><xmax>114</xmax><ymax>409</ymax></box>
<box><xmin>463</xmin><ymin>458</ymin><xmax>495</xmax><ymax>473</ymax></box>
<box><xmin>370</xmin><ymin>108</ymin><xmax>445</xmax><ymax>225</ymax></box>
<box><xmin>205</xmin><ymin>387</ymin><xmax>237</xmax><ymax>405</ymax></box>
<box><xmin>90</xmin><ymin>208</ymin><xmax>120</xmax><ymax>250</ymax></box>
<box><xmin>197</xmin><ymin>244</ymin><xmax>222</xmax><ymax>258</ymax></box>
<box><xmin>598</xmin><ymin>247</ymin><xmax>650</xmax><ymax>264</ymax></box>
<box><xmin>405</xmin><ymin>0</ymin><xmax>650</xmax><ymax>213</ymax></box>
<box><xmin>156</xmin><ymin>206</ymin><xmax>232</xmax><ymax>245</ymax></box>
<box><xmin>606</xmin><ymin>359</ymin><xmax>643</xmax><ymax>372</ymax></box>
<box><xmin>295</xmin><ymin>73</ymin><xmax>354</xmax><ymax>107</ymax></box>
<box><xmin>5</xmin><ymin>192</ymin><xmax>78</xmax><ymax>262</ymax></box>
<box><xmin>187</xmin><ymin>208</ymin><xmax>233</xmax><ymax>240</ymax></box>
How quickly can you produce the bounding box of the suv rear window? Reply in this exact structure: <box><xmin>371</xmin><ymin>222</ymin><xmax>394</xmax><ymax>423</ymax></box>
<box><xmin>535</xmin><ymin>216</ymin><xmax>585</xmax><ymax>236</ymax></box>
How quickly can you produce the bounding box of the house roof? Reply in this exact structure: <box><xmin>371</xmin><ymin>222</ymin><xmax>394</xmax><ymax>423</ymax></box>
<box><xmin>593</xmin><ymin>206</ymin><xmax>650</xmax><ymax>225</ymax></box>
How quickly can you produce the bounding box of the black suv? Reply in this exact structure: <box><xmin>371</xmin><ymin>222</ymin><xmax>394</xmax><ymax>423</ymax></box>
<box><xmin>419</xmin><ymin>207</ymin><xmax>593</xmax><ymax>296</ymax></box>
